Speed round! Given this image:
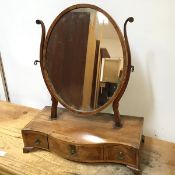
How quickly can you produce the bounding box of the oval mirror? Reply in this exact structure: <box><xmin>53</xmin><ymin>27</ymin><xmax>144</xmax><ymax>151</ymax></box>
<box><xmin>43</xmin><ymin>5</ymin><xmax>127</xmax><ymax>113</ymax></box>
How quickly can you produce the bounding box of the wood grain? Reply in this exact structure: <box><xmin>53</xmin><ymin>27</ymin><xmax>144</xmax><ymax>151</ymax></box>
<box><xmin>23</xmin><ymin>106</ymin><xmax>143</xmax><ymax>147</ymax></box>
<box><xmin>22</xmin><ymin>106</ymin><xmax>144</xmax><ymax>174</ymax></box>
<box><xmin>0</xmin><ymin>101</ymin><xmax>175</xmax><ymax>175</ymax></box>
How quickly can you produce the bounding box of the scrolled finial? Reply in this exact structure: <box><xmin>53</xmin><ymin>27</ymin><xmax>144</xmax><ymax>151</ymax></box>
<box><xmin>128</xmin><ymin>17</ymin><xmax>134</xmax><ymax>23</ymax></box>
<box><xmin>36</xmin><ymin>19</ymin><xmax>42</xmax><ymax>24</ymax></box>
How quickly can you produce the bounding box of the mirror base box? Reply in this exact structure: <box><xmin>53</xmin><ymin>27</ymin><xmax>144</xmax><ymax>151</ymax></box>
<box><xmin>22</xmin><ymin>107</ymin><xmax>144</xmax><ymax>175</ymax></box>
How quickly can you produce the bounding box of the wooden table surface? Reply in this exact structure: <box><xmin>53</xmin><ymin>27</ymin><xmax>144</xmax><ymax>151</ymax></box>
<box><xmin>0</xmin><ymin>101</ymin><xmax>174</xmax><ymax>175</ymax></box>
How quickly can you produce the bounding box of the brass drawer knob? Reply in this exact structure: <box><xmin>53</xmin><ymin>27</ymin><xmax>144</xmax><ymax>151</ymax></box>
<box><xmin>117</xmin><ymin>151</ymin><xmax>125</xmax><ymax>160</ymax></box>
<box><xmin>69</xmin><ymin>145</ymin><xmax>76</xmax><ymax>155</ymax></box>
<box><xmin>35</xmin><ymin>138</ymin><xmax>41</xmax><ymax>145</ymax></box>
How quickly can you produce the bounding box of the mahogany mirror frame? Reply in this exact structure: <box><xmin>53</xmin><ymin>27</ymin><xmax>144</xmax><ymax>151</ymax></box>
<box><xmin>35</xmin><ymin>4</ymin><xmax>134</xmax><ymax>127</ymax></box>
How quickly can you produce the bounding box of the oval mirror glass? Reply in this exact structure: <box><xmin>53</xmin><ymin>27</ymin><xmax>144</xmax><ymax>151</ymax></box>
<box><xmin>44</xmin><ymin>7</ymin><xmax>126</xmax><ymax>112</ymax></box>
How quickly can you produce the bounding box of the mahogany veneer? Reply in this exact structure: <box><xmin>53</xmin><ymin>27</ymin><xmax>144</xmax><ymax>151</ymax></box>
<box><xmin>22</xmin><ymin>106</ymin><xmax>144</xmax><ymax>175</ymax></box>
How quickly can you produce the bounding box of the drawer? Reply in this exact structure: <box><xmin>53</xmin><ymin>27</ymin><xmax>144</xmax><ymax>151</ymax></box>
<box><xmin>48</xmin><ymin>137</ymin><xmax>103</xmax><ymax>161</ymax></box>
<box><xmin>104</xmin><ymin>144</ymin><xmax>137</xmax><ymax>166</ymax></box>
<box><xmin>22</xmin><ymin>130</ymin><xmax>49</xmax><ymax>150</ymax></box>
<box><xmin>75</xmin><ymin>145</ymin><xmax>103</xmax><ymax>161</ymax></box>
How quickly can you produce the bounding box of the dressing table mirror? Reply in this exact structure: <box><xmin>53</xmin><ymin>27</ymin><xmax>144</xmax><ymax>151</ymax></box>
<box><xmin>22</xmin><ymin>4</ymin><xmax>144</xmax><ymax>175</ymax></box>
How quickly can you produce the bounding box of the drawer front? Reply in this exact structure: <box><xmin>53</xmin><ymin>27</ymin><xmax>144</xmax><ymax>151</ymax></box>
<box><xmin>104</xmin><ymin>145</ymin><xmax>137</xmax><ymax>166</ymax></box>
<box><xmin>76</xmin><ymin>145</ymin><xmax>103</xmax><ymax>161</ymax></box>
<box><xmin>48</xmin><ymin>137</ymin><xmax>103</xmax><ymax>161</ymax></box>
<box><xmin>22</xmin><ymin>131</ymin><xmax>49</xmax><ymax>149</ymax></box>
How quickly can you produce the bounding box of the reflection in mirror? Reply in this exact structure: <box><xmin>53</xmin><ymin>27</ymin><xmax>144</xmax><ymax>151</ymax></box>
<box><xmin>46</xmin><ymin>8</ymin><xmax>124</xmax><ymax>111</ymax></box>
